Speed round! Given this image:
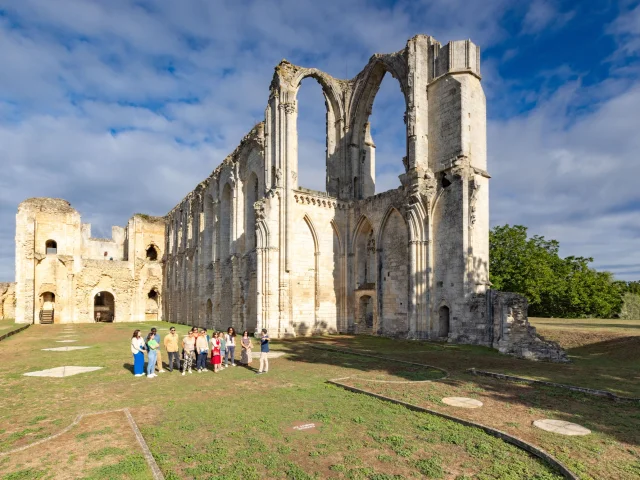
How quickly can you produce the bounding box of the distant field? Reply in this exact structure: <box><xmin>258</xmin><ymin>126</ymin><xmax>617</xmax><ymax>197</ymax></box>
<box><xmin>530</xmin><ymin>317</ymin><xmax>640</xmax><ymax>334</ymax></box>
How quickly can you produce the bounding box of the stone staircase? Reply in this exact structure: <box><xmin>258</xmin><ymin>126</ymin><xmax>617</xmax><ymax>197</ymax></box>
<box><xmin>40</xmin><ymin>309</ymin><xmax>54</xmax><ymax>324</ymax></box>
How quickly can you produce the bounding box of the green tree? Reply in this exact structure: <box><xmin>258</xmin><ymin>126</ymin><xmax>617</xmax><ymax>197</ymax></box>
<box><xmin>489</xmin><ymin>225</ymin><xmax>624</xmax><ymax>318</ymax></box>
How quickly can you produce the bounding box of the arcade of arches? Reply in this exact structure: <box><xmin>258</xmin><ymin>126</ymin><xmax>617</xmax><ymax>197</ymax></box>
<box><xmin>162</xmin><ymin>34</ymin><xmax>567</xmax><ymax>362</ymax></box>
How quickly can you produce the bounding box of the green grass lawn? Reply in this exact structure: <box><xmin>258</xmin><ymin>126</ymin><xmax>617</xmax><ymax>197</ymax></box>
<box><xmin>0</xmin><ymin>318</ymin><xmax>20</xmax><ymax>336</ymax></box>
<box><xmin>0</xmin><ymin>318</ymin><xmax>638</xmax><ymax>479</ymax></box>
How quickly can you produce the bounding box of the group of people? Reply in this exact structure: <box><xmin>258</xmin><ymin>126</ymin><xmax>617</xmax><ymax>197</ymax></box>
<box><xmin>130</xmin><ymin>326</ymin><xmax>270</xmax><ymax>378</ymax></box>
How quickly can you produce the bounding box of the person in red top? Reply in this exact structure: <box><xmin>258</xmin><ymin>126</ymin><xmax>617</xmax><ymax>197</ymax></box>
<box><xmin>210</xmin><ymin>332</ymin><xmax>222</xmax><ymax>372</ymax></box>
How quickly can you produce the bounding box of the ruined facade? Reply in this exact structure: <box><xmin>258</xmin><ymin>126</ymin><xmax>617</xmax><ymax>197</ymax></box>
<box><xmin>6</xmin><ymin>34</ymin><xmax>566</xmax><ymax>361</ymax></box>
<box><xmin>0</xmin><ymin>282</ymin><xmax>16</xmax><ymax>320</ymax></box>
<box><xmin>165</xmin><ymin>34</ymin><xmax>498</xmax><ymax>342</ymax></box>
<box><xmin>13</xmin><ymin>198</ymin><xmax>164</xmax><ymax>324</ymax></box>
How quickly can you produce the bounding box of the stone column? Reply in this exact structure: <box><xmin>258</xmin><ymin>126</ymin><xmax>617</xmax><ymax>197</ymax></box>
<box><xmin>283</xmin><ymin>101</ymin><xmax>296</xmax><ymax>273</ymax></box>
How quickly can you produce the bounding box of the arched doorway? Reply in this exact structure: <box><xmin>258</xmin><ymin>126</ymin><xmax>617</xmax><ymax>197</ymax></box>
<box><xmin>438</xmin><ymin>306</ymin><xmax>450</xmax><ymax>338</ymax></box>
<box><xmin>94</xmin><ymin>292</ymin><xmax>115</xmax><ymax>322</ymax></box>
<box><xmin>39</xmin><ymin>292</ymin><xmax>55</xmax><ymax>324</ymax></box>
<box><xmin>357</xmin><ymin>295</ymin><xmax>375</xmax><ymax>334</ymax></box>
<box><xmin>206</xmin><ymin>299</ymin><xmax>213</xmax><ymax>327</ymax></box>
<box><xmin>146</xmin><ymin>289</ymin><xmax>159</xmax><ymax>322</ymax></box>
<box><xmin>146</xmin><ymin>245</ymin><xmax>159</xmax><ymax>261</ymax></box>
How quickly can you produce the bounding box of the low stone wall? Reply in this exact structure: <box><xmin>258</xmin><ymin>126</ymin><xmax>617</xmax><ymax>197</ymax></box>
<box><xmin>0</xmin><ymin>324</ymin><xmax>30</xmax><ymax>342</ymax></box>
<box><xmin>489</xmin><ymin>291</ymin><xmax>568</xmax><ymax>363</ymax></box>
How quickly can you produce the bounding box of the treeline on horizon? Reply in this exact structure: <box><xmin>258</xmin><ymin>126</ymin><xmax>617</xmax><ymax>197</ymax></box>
<box><xmin>490</xmin><ymin>224</ymin><xmax>640</xmax><ymax>319</ymax></box>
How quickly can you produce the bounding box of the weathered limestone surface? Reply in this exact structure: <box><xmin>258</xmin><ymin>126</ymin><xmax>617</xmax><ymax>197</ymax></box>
<box><xmin>14</xmin><ymin>198</ymin><xmax>164</xmax><ymax>324</ymax></box>
<box><xmin>0</xmin><ymin>282</ymin><xmax>16</xmax><ymax>319</ymax></box>
<box><xmin>160</xmin><ymin>34</ymin><xmax>563</xmax><ymax>361</ymax></box>
<box><xmin>9</xmin><ymin>34</ymin><xmax>565</xmax><ymax>361</ymax></box>
<box><xmin>490</xmin><ymin>291</ymin><xmax>568</xmax><ymax>362</ymax></box>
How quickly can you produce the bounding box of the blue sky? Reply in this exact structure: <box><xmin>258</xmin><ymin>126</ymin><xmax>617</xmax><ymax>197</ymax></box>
<box><xmin>1</xmin><ymin>0</ymin><xmax>639</xmax><ymax>280</ymax></box>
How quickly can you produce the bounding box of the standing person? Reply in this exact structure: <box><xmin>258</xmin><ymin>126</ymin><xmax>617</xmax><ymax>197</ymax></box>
<box><xmin>257</xmin><ymin>328</ymin><xmax>269</xmax><ymax>375</ymax></box>
<box><xmin>131</xmin><ymin>330</ymin><xmax>145</xmax><ymax>377</ymax></box>
<box><xmin>210</xmin><ymin>332</ymin><xmax>222</xmax><ymax>373</ymax></box>
<box><xmin>150</xmin><ymin>328</ymin><xmax>165</xmax><ymax>373</ymax></box>
<box><xmin>225</xmin><ymin>327</ymin><xmax>236</xmax><ymax>367</ymax></box>
<box><xmin>164</xmin><ymin>327</ymin><xmax>180</xmax><ymax>372</ymax></box>
<box><xmin>182</xmin><ymin>330</ymin><xmax>196</xmax><ymax>376</ymax></box>
<box><xmin>240</xmin><ymin>330</ymin><xmax>253</xmax><ymax>366</ymax></box>
<box><xmin>202</xmin><ymin>328</ymin><xmax>211</xmax><ymax>368</ymax></box>
<box><xmin>195</xmin><ymin>329</ymin><xmax>209</xmax><ymax>372</ymax></box>
<box><xmin>219</xmin><ymin>331</ymin><xmax>227</xmax><ymax>368</ymax></box>
<box><xmin>146</xmin><ymin>333</ymin><xmax>159</xmax><ymax>378</ymax></box>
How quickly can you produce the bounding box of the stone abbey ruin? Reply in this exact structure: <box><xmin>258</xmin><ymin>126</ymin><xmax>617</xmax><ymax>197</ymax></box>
<box><xmin>3</xmin><ymin>35</ymin><xmax>566</xmax><ymax>361</ymax></box>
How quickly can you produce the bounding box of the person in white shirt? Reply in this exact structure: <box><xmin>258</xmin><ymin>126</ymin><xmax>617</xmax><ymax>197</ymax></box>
<box><xmin>131</xmin><ymin>330</ymin><xmax>146</xmax><ymax>377</ymax></box>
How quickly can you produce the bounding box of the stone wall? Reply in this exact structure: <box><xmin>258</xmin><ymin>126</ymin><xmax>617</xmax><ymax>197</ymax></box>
<box><xmin>14</xmin><ymin>198</ymin><xmax>164</xmax><ymax>324</ymax></box>
<box><xmin>490</xmin><ymin>291</ymin><xmax>568</xmax><ymax>362</ymax></box>
<box><xmin>0</xmin><ymin>282</ymin><xmax>16</xmax><ymax>319</ymax></box>
<box><xmin>159</xmin><ymin>33</ymin><xmax>555</xmax><ymax>360</ymax></box>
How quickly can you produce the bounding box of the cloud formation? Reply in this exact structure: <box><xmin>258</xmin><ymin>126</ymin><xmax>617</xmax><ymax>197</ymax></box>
<box><xmin>0</xmin><ymin>0</ymin><xmax>639</xmax><ymax>281</ymax></box>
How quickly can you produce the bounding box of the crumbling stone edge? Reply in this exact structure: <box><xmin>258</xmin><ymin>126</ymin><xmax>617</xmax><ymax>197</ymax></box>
<box><xmin>328</xmin><ymin>380</ymin><xmax>579</xmax><ymax>480</ymax></box>
<box><xmin>467</xmin><ymin>368</ymin><xmax>640</xmax><ymax>403</ymax></box>
<box><xmin>0</xmin><ymin>324</ymin><xmax>29</xmax><ymax>343</ymax></box>
<box><xmin>0</xmin><ymin>408</ymin><xmax>165</xmax><ymax>480</ymax></box>
<box><xmin>311</xmin><ymin>345</ymin><xmax>449</xmax><ymax>381</ymax></box>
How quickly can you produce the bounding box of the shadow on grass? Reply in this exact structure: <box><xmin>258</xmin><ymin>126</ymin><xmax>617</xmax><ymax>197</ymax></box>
<box><xmin>568</xmin><ymin>336</ymin><xmax>640</xmax><ymax>363</ymax></box>
<box><xmin>275</xmin><ymin>336</ymin><xmax>640</xmax><ymax>447</ymax></box>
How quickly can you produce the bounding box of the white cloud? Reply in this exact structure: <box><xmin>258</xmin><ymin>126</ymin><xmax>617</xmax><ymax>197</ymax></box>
<box><xmin>489</xmin><ymin>79</ymin><xmax>640</xmax><ymax>279</ymax></box>
<box><xmin>0</xmin><ymin>0</ymin><xmax>638</xmax><ymax>285</ymax></box>
<box><xmin>607</xmin><ymin>2</ymin><xmax>640</xmax><ymax>55</ymax></box>
<box><xmin>521</xmin><ymin>0</ymin><xmax>575</xmax><ymax>34</ymax></box>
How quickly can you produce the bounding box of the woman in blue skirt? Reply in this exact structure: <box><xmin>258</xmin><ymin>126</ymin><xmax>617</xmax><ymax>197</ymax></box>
<box><xmin>131</xmin><ymin>329</ymin><xmax>146</xmax><ymax>376</ymax></box>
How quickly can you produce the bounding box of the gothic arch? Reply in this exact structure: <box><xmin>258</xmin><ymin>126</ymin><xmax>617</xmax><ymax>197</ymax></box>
<box><xmin>290</xmin><ymin>69</ymin><xmax>344</xmax><ymax>122</ymax></box>
<box><xmin>219</xmin><ymin>182</ymin><xmax>233</xmax><ymax>259</ymax></box>
<box><xmin>349</xmin><ymin>56</ymin><xmax>409</xmax><ymax>151</ymax></box>
<box><xmin>290</xmin><ymin>214</ymin><xmax>319</xmax><ymax>335</ymax></box>
<box><xmin>244</xmin><ymin>172</ymin><xmax>259</xmax><ymax>252</ymax></box>
<box><xmin>256</xmin><ymin>219</ymin><xmax>270</xmax><ymax>250</ymax></box>
<box><xmin>351</xmin><ymin>214</ymin><xmax>375</xmax><ymax>254</ymax></box>
<box><xmin>302</xmin><ymin>214</ymin><xmax>319</xmax><ymax>255</ymax></box>
<box><xmin>378</xmin><ymin>206</ymin><xmax>410</xmax><ymax>335</ymax></box>
<box><xmin>437</xmin><ymin>299</ymin><xmax>451</xmax><ymax>338</ymax></box>
<box><xmin>406</xmin><ymin>202</ymin><xmax>427</xmax><ymax>243</ymax></box>
<box><xmin>377</xmin><ymin>206</ymin><xmax>406</xmax><ymax>247</ymax></box>
<box><xmin>353</xmin><ymin>216</ymin><xmax>375</xmax><ymax>288</ymax></box>
<box><xmin>330</xmin><ymin>220</ymin><xmax>342</xmax><ymax>255</ymax></box>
